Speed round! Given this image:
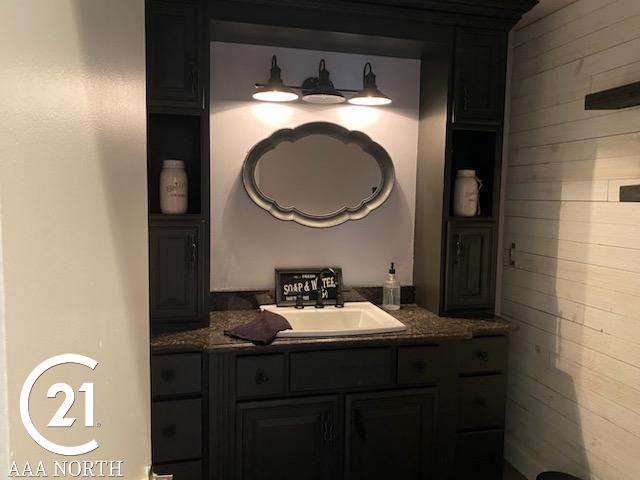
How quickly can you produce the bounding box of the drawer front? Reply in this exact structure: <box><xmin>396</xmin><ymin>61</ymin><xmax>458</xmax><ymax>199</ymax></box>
<box><xmin>154</xmin><ymin>460</ymin><xmax>202</xmax><ymax>480</ymax></box>
<box><xmin>454</xmin><ymin>430</ymin><xmax>503</xmax><ymax>480</ymax></box>
<box><xmin>152</xmin><ymin>399</ymin><xmax>202</xmax><ymax>463</ymax></box>
<box><xmin>291</xmin><ymin>348</ymin><xmax>392</xmax><ymax>392</ymax></box>
<box><xmin>152</xmin><ymin>353</ymin><xmax>202</xmax><ymax>397</ymax></box>
<box><xmin>397</xmin><ymin>346</ymin><xmax>442</xmax><ymax>385</ymax></box>
<box><xmin>459</xmin><ymin>337</ymin><xmax>507</xmax><ymax>375</ymax></box>
<box><xmin>236</xmin><ymin>354</ymin><xmax>285</xmax><ymax>398</ymax></box>
<box><xmin>457</xmin><ymin>375</ymin><xmax>506</xmax><ymax>431</ymax></box>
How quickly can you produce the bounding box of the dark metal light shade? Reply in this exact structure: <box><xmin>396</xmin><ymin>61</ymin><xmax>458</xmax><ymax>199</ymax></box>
<box><xmin>253</xmin><ymin>55</ymin><xmax>299</xmax><ymax>102</ymax></box>
<box><xmin>348</xmin><ymin>62</ymin><xmax>392</xmax><ymax>106</ymax></box>
<box><xmin>302</xmin><ymin>59</ymin><xmax>345</xmax><ymax>104</ymax></box>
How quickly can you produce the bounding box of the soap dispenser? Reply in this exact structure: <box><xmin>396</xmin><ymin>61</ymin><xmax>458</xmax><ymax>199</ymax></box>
<box><xmin>382</xmin><ymin>262</ymin><xmax>401</xmax><ymax>311</ymax></box>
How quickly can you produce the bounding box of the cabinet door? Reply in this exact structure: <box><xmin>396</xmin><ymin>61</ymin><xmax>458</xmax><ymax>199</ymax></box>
<box><xmin>454</xmin><ymin>29</ymin><xmax>507</xmax><ymax>124</ymax></box>
<box><xmin>237</xmin><ymin>396</ymin><xmax>339</xmax><ymax>480</ymax></box>
<box><xmin>346</xmin><ymin>389</ymin><xmax>437</xmax><ymax>480</ymax></box>
<box><xmin>149</xmin><ymin>222</ymin><xmax>202</xmax><ymax>322</ymax></box>
<box><xmin>445</xmin><ymin>222</ymin><xmax>495</xmax><ymax>312</ymax></box>
<box><xmin>147</xmin><ymin>0</ymin><xmax>201</xmax><ymax>106</ymax></box>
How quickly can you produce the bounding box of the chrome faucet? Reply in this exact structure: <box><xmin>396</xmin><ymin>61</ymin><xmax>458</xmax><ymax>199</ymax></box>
<box><xmin>315</xmin><ymin>267</ymin><xmax>344</xmax><ymax>308</ymax></box>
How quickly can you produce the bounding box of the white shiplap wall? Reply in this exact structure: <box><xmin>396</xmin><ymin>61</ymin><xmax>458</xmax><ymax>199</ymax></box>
<box><xmin>502</xmin><ymin>0</ymin><xmax>640</xmax><ymax>479</ymax></box>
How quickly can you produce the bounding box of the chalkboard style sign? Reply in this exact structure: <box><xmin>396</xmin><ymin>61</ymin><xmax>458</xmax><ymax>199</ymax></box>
<box><xmin>275</xmin><ymin>268</ymin><xmax>343</xmax><ymax>307</ymax></box>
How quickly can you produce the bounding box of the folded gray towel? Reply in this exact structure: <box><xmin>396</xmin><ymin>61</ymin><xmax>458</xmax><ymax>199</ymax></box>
<box><xmin>224</xmin><ymin>310</ymin><xmax>291</xmax><ymax>345</ymax></box>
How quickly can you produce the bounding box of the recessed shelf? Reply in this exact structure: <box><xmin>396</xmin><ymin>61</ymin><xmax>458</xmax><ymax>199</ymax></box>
<box><xmin>148</xmin><ymin>113</ymin><xmax>203</xmax><ymax>216</ymax></box>
<box><xmin>449</xmin><ymin>130</ymin><xmax>498</xmax><ymax>218</ymax></box>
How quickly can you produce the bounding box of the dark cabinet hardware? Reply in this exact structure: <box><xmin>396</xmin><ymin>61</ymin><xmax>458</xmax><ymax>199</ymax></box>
<box><xmin>162</xmin><ymin>424</ymin><xmax>176</xmax><ymax>438</ymax></box>
<box><xmin>460</xmin><ymin>337</ymin><xmax>507</xmax><ymax>375</ymax></box>
<box><xmin>160</xmin><ymin>369</ymin><xmax>176</xmax><ymax>384</ymax></box>
<box><xmin>187</xmin><ymin>235</ymin><xmax>197</xmax><ymax>267</ymax></box>
<box><xmin>353</xmin><ymin>409</ymin><xmax>367</xmax><ymax>442</ymax></box>
<box><xmin>473</xmin><ymin>396</ymin><xmax>486</xmax><ymax>407</ymax></box>
<box><xmin>476</xmin><ymin>349</ymin><xmax>489</xmax><ymax>362</ymax></box>
<box><xmin>152</xmin><ymin>398</ymin><xmax>201</xmax><ymax>463</ymax></box>
<box><xmin>412</xmin><ymin>360</ymin><xmax>425</xmax><ymax>371</ymax></box>
<box><xmin>322</xmin><ymin>419</ymin><xmax>335</xmax><ymax>444</ymax></box>
<box><xmin>254</xmin><ymin>368</ymin><xmax>269</xmax><ymax>384</ymax></box>
<box><xmin>236</xmin><ymin>354</ymin><xmax>285</xmax><ymax>397</ymax></box>
<box><xmin>455</xmin><ymin>234</ymin><xmax>463</xmax><ymax>265</ymax></box>
<box><xmin>151</xmin><ymin>353</ymin><xmax>202</xmax><ymax>397</ymax></box>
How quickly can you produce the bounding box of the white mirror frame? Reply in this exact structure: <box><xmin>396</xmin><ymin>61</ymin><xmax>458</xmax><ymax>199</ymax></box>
<box><xmin>242</xmin><ymin>122</ymin><xmax>395</xmax><ymax>228</ymax></box>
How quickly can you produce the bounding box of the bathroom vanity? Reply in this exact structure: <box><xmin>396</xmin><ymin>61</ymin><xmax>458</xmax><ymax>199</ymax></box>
<box><xmin>145</xmin><ymin>0</ymin><xmax>535</xmax><ymax>478</ymax></box>
<box><xmin>151</xmin><ymin>306</ymin><xmax>514</xmax><ymax>480</ymax></box>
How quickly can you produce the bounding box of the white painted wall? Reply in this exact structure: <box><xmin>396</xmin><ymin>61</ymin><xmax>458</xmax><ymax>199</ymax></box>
<box><xmin>0</xmin><ymin>1</ymin><xmax>150</xmax><ymax>477</ymax></box>
<box><xmin>210</xmin><ymin>42</ymin><xmax>420</xmax><ymax>290</ymax></box>
<box><xmin>501</xmin><ymin>0</ymin><xmax>640</xmax><ymax>478</ymax></box>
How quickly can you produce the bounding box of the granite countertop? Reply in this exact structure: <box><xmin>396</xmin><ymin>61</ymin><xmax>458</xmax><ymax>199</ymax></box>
<box><xmin>150</xmin><ymin>304</ymin><xmax>516</xmax><ymax>352</ymax></box>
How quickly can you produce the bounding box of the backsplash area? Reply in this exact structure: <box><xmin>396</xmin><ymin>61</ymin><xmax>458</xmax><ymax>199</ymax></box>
<box><xmin>209</xmin><ymin>42</ymin><xmax>420</xmax><ymax>290</ymax></box>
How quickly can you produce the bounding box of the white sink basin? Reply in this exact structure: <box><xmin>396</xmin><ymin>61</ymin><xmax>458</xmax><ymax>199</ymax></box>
<box><xmin>261</xmin><ymin>302</ymin><xmax>407</xmax><ymax>337</ymax></box>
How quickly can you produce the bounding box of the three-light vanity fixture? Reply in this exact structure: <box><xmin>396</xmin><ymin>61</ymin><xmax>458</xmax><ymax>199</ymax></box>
<box><xmin>252</xmin><ymin>55</ymin><xmax>392</xmax><ymax>106</ymax></box>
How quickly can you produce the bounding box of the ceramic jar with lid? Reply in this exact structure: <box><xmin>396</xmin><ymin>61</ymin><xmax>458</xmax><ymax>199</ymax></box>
<box><xmin>160</xmin><ymin>159</ymin><xmax>188</xmax><ymax>214</ymax></box>
<box><xmin>453</xmin><ymin>169</ymin><xmax>482</xmax><ymax>217</ymax></box>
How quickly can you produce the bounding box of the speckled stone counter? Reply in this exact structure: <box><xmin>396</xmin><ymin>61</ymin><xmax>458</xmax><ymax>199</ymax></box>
<box><xmin>151</xmin><ymin>305</ymin><xmax>516</xmax><ymax>352</ymax></box>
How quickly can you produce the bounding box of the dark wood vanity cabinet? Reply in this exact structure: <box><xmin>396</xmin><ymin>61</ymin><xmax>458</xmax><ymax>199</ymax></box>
<box><xmin>146</xmin><ymin>0</ymin><xmax>203</xmax><ymax>108</ymax></box>
<box><xmin>237</xmin><ymin>396</ymin><xmax>340</xmax><ymax>480</ymax></box>
<box><xmin>445</xmin><ymin>221</ymin><xmax>495</xmax><ymax>312</ymax></box>
<box><xmin>149</xmin><ymin>219</ymin><xmax>208</xmax><ymax>330</ymax></box>
<box><xmin>453</xmin><ymin>29</ymin><xmax>508</xmax><ymax>125</ymax></box>
<box><xmin>346</xmin><ymin>389</ymin><xmax>437</xmax><ymax>480</ymax></box>
<box><xmin>200</xmin><ymin>336</ymin><xmax>508</xmax><ymax>480</ymax></box>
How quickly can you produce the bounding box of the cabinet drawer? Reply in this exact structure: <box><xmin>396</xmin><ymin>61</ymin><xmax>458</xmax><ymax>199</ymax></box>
<box><xmin>151</xmin><ymin>353</ymin><xmax>201</xmax><ymax>397</ymax></box>
<box><xmin>291</xmin><ymin>348</ymin><xmax>392</xmax><ymax>392</ymax></box>
<box><xmin>236</xmin><ymin>354</ymin><xmax>285</xmax><ymax>398</ymax></box>
<box><xmin>454</xmin><ymin>430</ymin><xmax>504</xmax><ymax>479</ymax></box>
<box><xmin>457</xmin><ymin>375</ymin><xmax>505</xmax><ymax>431</ymax></box>
<box><xmin>154</xmin><ymin>460</ymin><xmax>202</xmax><ymax>480</ymax></box>
<box><xmin>459</xmin><ymin>337</ymin><xmax>506</xmax><ymax>375</ymax></box>
<box><xmin>152</xmin><ymin>399</ymin><xmax>202</xmax><ymax>463</ymax></box>
<box><xmin>397</xmin><ymin>346</ymin><xmax>441</xmax><ymax>385</ymax></box>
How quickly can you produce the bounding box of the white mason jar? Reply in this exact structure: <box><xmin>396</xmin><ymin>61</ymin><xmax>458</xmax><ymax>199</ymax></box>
<box><xmin>159</xmin><ymin>159</ymin><xmax>188</xmax><ymax>214</ymax></box>
<box><xmin>453</xmin><ymin>169</ymin><xmax>482</xmax><ymax>217</ymax></box>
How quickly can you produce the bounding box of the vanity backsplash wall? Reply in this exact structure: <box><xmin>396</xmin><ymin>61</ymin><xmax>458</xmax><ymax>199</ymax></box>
<box><xmin>210</xmin><ymin>42</ymin><xmax>420</xmax><ymax>290</ymax></box>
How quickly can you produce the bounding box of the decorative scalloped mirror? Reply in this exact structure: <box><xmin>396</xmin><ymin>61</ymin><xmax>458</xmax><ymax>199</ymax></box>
<box><xmin>242</xmin><ymin>122</ymin><xmax>395</xmax><ymax>228</ymax></box>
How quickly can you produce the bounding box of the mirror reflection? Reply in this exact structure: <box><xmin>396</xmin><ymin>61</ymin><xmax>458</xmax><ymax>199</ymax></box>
<box><xmin>255</xmin><ymin>135</ymin><xmax>382</xmax><ymax>217</ymax></box>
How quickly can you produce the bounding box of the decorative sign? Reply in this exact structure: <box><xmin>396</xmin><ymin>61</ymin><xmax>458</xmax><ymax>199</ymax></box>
<box><xmin>275</xmin><ymin>268</ymin><xmax>343</xmax><ymax>307</ymax></box>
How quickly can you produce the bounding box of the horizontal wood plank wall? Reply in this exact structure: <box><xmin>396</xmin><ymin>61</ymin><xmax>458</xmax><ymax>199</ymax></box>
<box><xmin>502</xmin><ymin>1</ymin><xmax>640</xmax><ymax>479</ymax></box>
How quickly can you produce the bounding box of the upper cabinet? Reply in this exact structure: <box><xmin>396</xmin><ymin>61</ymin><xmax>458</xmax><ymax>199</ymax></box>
<box><xmin>453</xmin><ymin>29</ymin><xmax>507</xmax><ymax>124</ymax></box>
<box><xmin>147</xmin><ymin>0</ymin><xmax>203</xmax><ymax>108</ymax></box>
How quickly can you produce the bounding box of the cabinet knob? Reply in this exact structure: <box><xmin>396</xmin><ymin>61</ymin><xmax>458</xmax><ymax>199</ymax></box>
<box><xmin>473</xmin><ymin>396</ymin><xmax>486</xmax><ymax>407</ymax></box>
<box><xmin>160</xmin><ymin>369</ymin><xmax>176</xmax><ymax>384</ymax></box>
<box><xmin>255</xmin><ymin>369</ymin><xmax>269</xmax><ymax>384</ymax></box>
<box><xmin>476</xmin><ymin>349</ymin><xmax>489</xmax><ymax>362</ymax></box>
<box><xmin>162</xmin><ymin>424</ymin><xmax>176</xmax><ymax>438</ymax></box>
<box><xmin>412</xmin><ymin>360</ymin><xmax>425</xmax><ymax>372</ymax></box>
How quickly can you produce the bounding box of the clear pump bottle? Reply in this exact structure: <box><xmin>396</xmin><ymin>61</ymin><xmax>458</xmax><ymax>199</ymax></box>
<box><xmin>382</xmin><ymin>262</ymin><xmax>401</xmax><ymax>311</ymax></box>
